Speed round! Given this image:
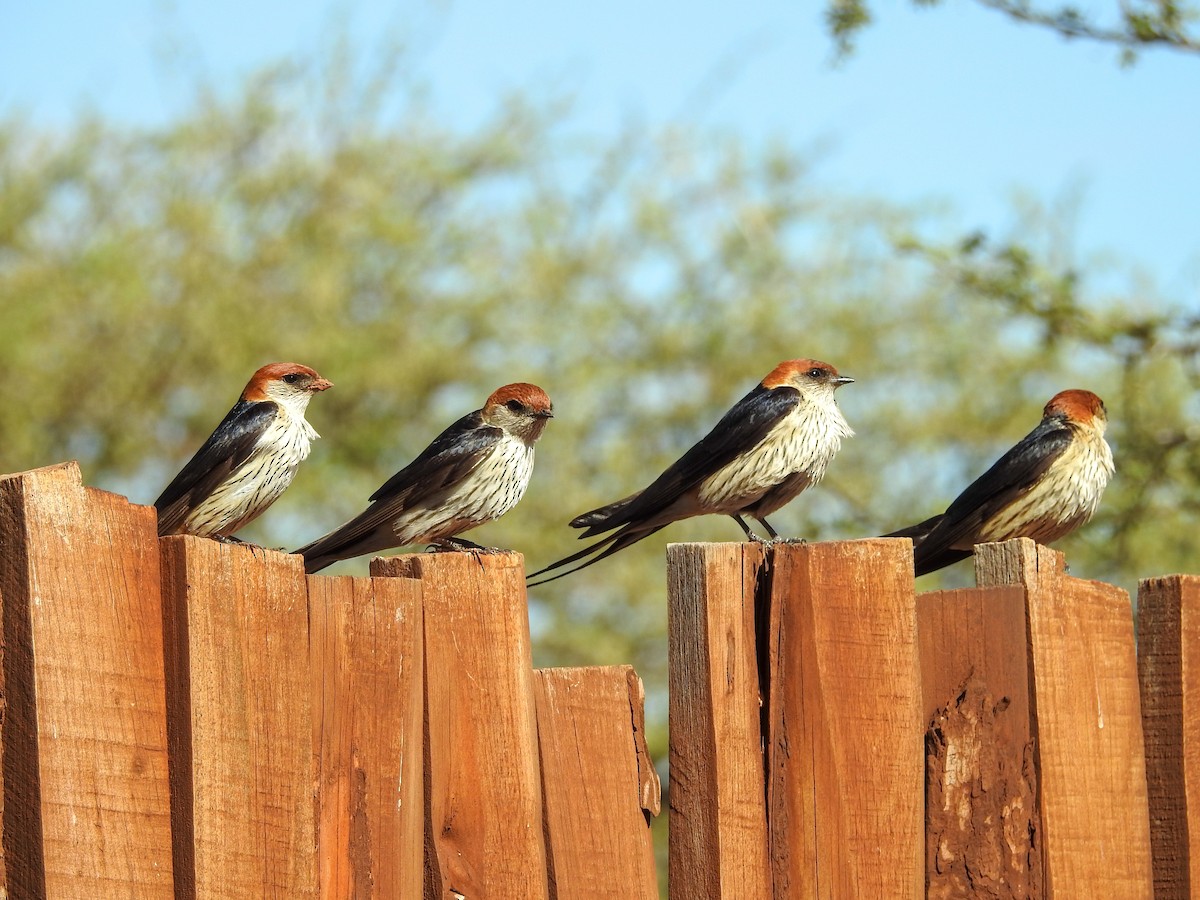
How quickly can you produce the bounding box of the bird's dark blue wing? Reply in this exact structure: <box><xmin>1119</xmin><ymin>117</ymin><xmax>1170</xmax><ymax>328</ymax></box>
<box><xmin>368</xmin><ymin>411</ymin><xmax>502</xmax><ymax>506</ymax></box>
<box><xmin>576</xmin><ymin>384</ymin><xmax>800</xmax><ymax>535</ymax></box>
<box><xmin>911</xmin><ymin>418</ymin><xmax>1073</xmax><ymax>575</ymax></box>
<box><xmin>295</xmin><ymin>412</ymin><xmax>504</xmax><ymax>566</ymax></box>
<box><xmin>155</xmin><ymin>400</ymin><xmax>278</xmax><ymax>535</ymax></box>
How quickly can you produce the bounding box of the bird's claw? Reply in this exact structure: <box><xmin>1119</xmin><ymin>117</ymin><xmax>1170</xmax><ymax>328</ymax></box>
<box><xmin>427</xmin><ymin>538</ymin><xmax>507</xmax><ymax>555</ymax></box>
<box><xmin>214</xmin><ymin>533</ymin><xmax>270</xmax><ymax>558</ymax></box>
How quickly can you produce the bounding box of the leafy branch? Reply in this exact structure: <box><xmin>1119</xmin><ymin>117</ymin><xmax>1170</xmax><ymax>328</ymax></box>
<box><xmin>827</xmin><ymin>0</ymin><xmax>1200</xmax><ymax>61</ymax></box>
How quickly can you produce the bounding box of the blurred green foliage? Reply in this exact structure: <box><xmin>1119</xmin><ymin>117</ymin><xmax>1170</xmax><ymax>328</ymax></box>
<box><xmin>1</xmin><ymin>42</ymin><xmax>1198</xmax><ymax>874</ymax></box>
<box><xmin>827</xmin><ymin>0</ymin><xmax>1200</xmax><ymax>61</ymax></box>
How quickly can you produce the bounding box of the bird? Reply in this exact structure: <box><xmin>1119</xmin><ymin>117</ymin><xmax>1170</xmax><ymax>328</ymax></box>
<box><xmin>155</xmin><ymin>362</ymin><xmax>333</xmax><ymax>540</ymax></box>
<box><xmin>296</xmin><ymin>382</ymin><xmax>553</xmax><ymax>573</ymax></box>
<box><xmin>884</xmin><ymin>389</ymin><xmax>1114</xmax><ymax>576</ymax></box>
<box><xmin>527</xmin><ymin>359</ymin><xmax>854</xmax><ymax>586</ymax></box>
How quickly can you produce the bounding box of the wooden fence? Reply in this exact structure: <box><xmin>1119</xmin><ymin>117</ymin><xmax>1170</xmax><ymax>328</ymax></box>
<box><xmin>0</xmin><ymin>462</ymin><xmax>658</xmax><ymax>899</ymax></box>
<box><xmin>0</xmin><ymin>460</ymin><xmax>1196</xmax><ymax>897</ymax></box>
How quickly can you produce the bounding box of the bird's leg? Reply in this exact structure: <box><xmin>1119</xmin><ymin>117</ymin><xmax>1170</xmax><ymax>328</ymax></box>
<box><xmin>214</xmin><ymin>534</ymin><xmax>245</xmax><ymax>544</ymax></box>
<box><xmin>756</xmin><ymin>517</ymin><xmax>780</xmax><ymax>540</ymax></box>
<box><xmin>731</xmin><ymin>514</ymin><xmax>772</xmax><ymax>544</ymax></box>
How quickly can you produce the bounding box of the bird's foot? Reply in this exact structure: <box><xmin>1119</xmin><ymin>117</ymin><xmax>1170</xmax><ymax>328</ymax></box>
<box><xmin>776</xmin><ymin>537</ymin><xmax>808</xmax><ymax>545</ymax></box>
<box><xmin>745</xmin><ymin>532</ymin><xmax>775</xmax><ymax>545</ymax></box>
<box><xmin>428</xmin><ymin>537</ymin><xmax>506</xmax><ymax>554</ymax></box>
<box><xmin>214</xmin><ymin>534</ymin><xmax>270</xmax><ymax>557</ymax></box>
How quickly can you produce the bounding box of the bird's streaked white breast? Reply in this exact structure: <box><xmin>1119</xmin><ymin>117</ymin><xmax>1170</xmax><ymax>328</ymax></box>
<box><xmin>183</xmin><ymin>405</ymin><xmax>318</xmax><ymax>536</ymax></box>
<box><xmin>697</xmin><ymin>392</ymin><xmax>853</xmax><ymax>512</ymax></box>
<box><xmin>393</xmin><ymin>434</ymin><xmax>536</xmax><ymax>545</ymax></box>
<box><xmin>976</xmin><ymin>423</ymin><xmax>1114</xmax><ymax>546</ymax></box>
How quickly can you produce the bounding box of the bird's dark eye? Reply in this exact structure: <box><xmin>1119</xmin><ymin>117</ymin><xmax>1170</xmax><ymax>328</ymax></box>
<box><xmin>282</xmin><ymin>373</ymin><xmax>305</xmax><ymax>385</ymax></box>
<box><xmin>807</xmin><ymin>367</ymin><xmax>826</xmax><ymax>379</ymax></box>
<box><xmin>506</xmin><ymin>399</ymin><xmax>525</xmax><ymax>412</ymax></box>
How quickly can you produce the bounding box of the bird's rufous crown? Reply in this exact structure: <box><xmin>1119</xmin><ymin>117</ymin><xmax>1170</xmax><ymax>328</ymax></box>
<box><xmin>242</xmin><ymin>363</ymin><xmax>332</xmax><ymax>401</ymax></box>
<box><xmin>761</xmin><ymin>359</ymin><xmax>841</xmax><ymax>389</ymax></box>
<box><xmin>485</xmin><ymin>383</ymin><xmax>553</xmax><ymax>415</ymax></box>
<box><xmin>1045</xmin><ymin>389</ymin><xmax>1106</xmax><ymax>423</ymax></box>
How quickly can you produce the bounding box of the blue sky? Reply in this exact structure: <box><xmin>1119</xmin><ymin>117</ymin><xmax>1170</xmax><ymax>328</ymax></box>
<box><xmin>3</xmin><ymin>0</ymin><xmax>1198</xmax><ymax>297</ymax></box>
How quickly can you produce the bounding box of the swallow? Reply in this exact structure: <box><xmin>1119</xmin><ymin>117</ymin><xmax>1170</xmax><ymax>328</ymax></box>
<box><xmin>528</xmin><ymin>359</ymin><xmax>854</xmax><ymax>585</ymax></box>
<box><xmin>885</xmin><ymin>389</ymin><xmax>1114</xmax><ymax>575</ymax></box>
<box><xmin>297</xmin><ymin>382</ymin><xmax>553</xmax><ymax>573</ymax></box>
<box><xmin>155</xmin><ymin>362</ymin><xmax>332</xmax><ymax>539</ymax></box>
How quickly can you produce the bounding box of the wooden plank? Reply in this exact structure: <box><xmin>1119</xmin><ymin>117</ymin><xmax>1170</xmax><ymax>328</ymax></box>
<box><xmin>627</xmin><ymin>666</ymin><xmax>662</xmax><ymax>821</ymax></box>
<box><xmin>665</xmin><ymin>542</ymin><xmax>770</xmax><ymax>898</ymax></box>
<box><xmin>0</xmin><ymin>496</ymin><xmax>43</xmax><ymax>899</ymax></box>
<box><xmin>161</xmin><ymin>537</ymin><xmax>317</xmax><ymax>899</ymax></box>
<box><xmin>766</xmin><ymin>538</ymin><xmax>922</xmax><ymax>899</ymax></box>
<box><xmin>917</xmin><ymin>586</ymin><xmax>1042</xmax><ymax>898</ymax></box>
<box><xmin>1136</xmin><ymin>574</ymin><xmax>1200</xmax><ymax>899</ymax></box>
<box><xmin>309</xmin><ymin>574</ymin><xmax>424</xmax><ymax>900</ymax></box>
<box><xmin>533</xmin><ymin>665</ymin><xmax>659</xmax><ymax>899</ymax></box>
<box><xmin>0</xmin><ymin>461</ymin><xmax>174</xmax><ymax>898</ymax></box>
<box><xmin>976</xmin><ymin>539</ymin><xmax>1153</xmax><ymax>897</ymax></box>
<box><xmin>372</xmin><ymin>551</ymin><xmax>549</xmax><ymax>899</ymax></box>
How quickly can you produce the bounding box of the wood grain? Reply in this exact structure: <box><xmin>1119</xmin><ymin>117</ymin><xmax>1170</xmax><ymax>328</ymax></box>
<box><xmin>309</xmin><ymin>574</ymin><xmax>424</xmax><ymax>900</ymax></box>
<box><xmin>917</xmin><ymin>586</ymin><xmax>1041</xmax><ymax>898</ymax></box>
<box><xmin>766</xmin><ymin>538</ymin><xmax>923</xmax><ymax>899</ymax></box>
<box><xmin>534</xmin><ymin>665</ymin><xmax>659</xmax><ymax>899</ymax></box>
<box><xmin>0</xmin><ymin>461</ymin><xmax>174</xmax><ymax>898</ymax></box>
<box><xmin>1137</xmin><ymin>574</ymin><xmax>1200</xmax><ymax>899</ymax></box>
<box><xmin>976</xmin><ymin>538</ymin><xmax>1153</xmax><ymax>897</ymax></box>
<box><xmin>666</xmin><ymin>542</ymin><xmax>771</xmax><ymax>899</ymax></box>
<box><xmin>161</xmin><ymin>537</ymin><xmax>317</xmax><ymax>899</ymax></box>
<box><xmin>372</xmin><ymin>551</ymin><xmax>549</xmax><ymax>900</ymax></box>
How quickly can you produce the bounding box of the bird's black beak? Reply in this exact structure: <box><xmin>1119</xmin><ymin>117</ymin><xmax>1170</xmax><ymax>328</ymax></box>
<box><xmin>833</xmin><ymin>375</ymin><xmax>854</xmax><ymax>387</ymax></box>
<box><xmin>535</xmin><ymin>410</ymin><xmax>554</xmax><ymax>419</ymax></box>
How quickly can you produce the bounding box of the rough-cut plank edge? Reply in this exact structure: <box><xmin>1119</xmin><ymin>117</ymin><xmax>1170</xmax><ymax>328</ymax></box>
<box><xmin>369</xmin><ymin>549</ymin><xmax>524</xmax><ymax>579</ymax></box>
<box><xmin>667</xmin><ymin>541</ymin><xmax>773</xmax><ymax>899</ymax></box>
<box><xmin>974</xmin><ymin>538</ymin><xmax>1065</xmax><ymax>589</ymax></box>
<box><xmin>666</xmin><ymin>543</ymin><xmax>723</xmax><ymax>900</ymax></box>
<box><xmin>1</xmin><ymin>472</ymin><xmax>43</xmax><ymax>899</ymax></box>
<box><xmin>625</xmin><ymin>667</ymin><xmax>661</xmax><ymax>818</ymax></box>
<box><xmin>1137</xmin><ymin>574</ymin><xmax>1195</xmax><ymax>900</ymax></box>
<box><xmin>0</xmin><ymin>460</ymin><xmax>81</xmax><ymax>485</ymax></box>
<box><xmin>0</xmin><ymin>471</ymin><xmax>48</xmax><ymax>899</ymax></box>
<box><xmin>159</xmin><ymin>537</ymin><xmax>197</xmax><ymax>900</ymax></box>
